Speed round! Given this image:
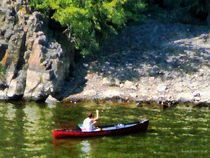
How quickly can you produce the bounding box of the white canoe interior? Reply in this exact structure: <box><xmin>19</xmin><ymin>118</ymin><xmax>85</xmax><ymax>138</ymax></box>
<box><xmin>102</xmin><ymin>123</ymin><xmax>137</xmax><ymax>131</ymax></box>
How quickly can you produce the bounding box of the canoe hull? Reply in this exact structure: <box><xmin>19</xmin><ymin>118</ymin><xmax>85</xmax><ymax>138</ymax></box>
<box><xmin>53</xmin><ymin>120</ymin><xmax>149</xmax><ymax>139</ymax></box>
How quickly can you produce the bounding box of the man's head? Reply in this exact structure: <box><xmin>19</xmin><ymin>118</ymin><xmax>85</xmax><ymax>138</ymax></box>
<box><xmin>88</xmin><ymin>113</ymin><xmax>93</xmax><ymax>118</ymax></box>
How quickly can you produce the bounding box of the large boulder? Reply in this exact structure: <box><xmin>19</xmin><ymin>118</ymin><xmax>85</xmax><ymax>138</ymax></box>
<box><xmin>0</xmin><ymin>0</ymin><xmax>74</xmax><ymax>101</ymax></box>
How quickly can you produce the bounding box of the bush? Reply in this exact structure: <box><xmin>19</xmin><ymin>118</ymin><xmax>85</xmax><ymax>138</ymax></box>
<box><xmin>30</xmin><ymin>0</ymin><xmax>147</xmax><ymax>56</ymax></box>
<box><xmin>30</xmin><ymin>0</ymin><xmax>50</xmax><ymax>16</ymax></box>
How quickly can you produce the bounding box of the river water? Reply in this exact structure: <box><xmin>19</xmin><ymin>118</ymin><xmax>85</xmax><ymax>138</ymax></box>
<box><xmin>0</xmin><ymin>101</ymin><xmax>209</xmax><ymax>158</ymax></box>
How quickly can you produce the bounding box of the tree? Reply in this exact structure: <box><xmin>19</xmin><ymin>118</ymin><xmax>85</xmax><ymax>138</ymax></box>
<box><xmin>30</xmin><ymin>0</ymin><xmax>146</xmax><ymax>56</ymax></box>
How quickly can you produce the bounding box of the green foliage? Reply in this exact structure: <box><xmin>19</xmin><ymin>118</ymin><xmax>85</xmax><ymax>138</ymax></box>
<box><xmin>0</xmin><ymin>65</ymin><xmax>5</xmax><ymax>76</ymax></box>
<box><xmin>30</xmin><ymin>0</ymin><xmax>147</xmax><ymax>56</ymax></box>
<box><xmin>30</xmin><ymin>0</ymin><xmax>50</xmax><ymax>16</ymax></box>
<box><xmin>124</xmin><ymin>0</ymin><xmax>147</xmax><ymax>22</ymax></box>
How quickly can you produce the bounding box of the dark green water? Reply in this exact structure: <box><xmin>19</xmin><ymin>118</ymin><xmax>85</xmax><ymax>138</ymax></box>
<box><xmin>0</xmin><ymin>101</ymin><xmax>209</xmax><ymax>158</ymax></box>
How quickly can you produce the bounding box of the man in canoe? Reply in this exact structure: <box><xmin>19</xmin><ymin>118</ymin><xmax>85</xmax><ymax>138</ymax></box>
<box><xmin>82</xmin><ymin>110</ymin><xmax>101</xmax><ymax>131</ymax></box>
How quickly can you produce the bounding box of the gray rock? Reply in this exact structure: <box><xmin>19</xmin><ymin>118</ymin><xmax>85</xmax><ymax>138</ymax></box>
<box><xmin>4</xmin><ymin>29</ymin><xmax>14</xmax><ymax>40</ymax></box>
<box><xmin>27</xmin><ymin>12</ymin><xmax>43</xmax><ymax>33</ymax></box>
<box><xmin>0</xmin><ymin>25</ymin><xmax>7</xmax><ymax>36</ymax></box>
<box><xmin>7</xmin><ymin>70</ymin><xmax>26</xmax><ymax>98</ymax></box>
<box><xmin>37</xmin><ymin>35</ymin><xmax>47</xmax><ymax>45</ymax></box>
<box><xmin>0</xmin><ymin>0</ymin><xmax>75</xmax><ymax>102</ymax></box>
<box><xmin>157</xmin><ymin>84</ymin><xmax>167</xmax><ymax>92</ymax></box>
<box><xmin>6</xmin><ymin>6</ymin><xmax>15</xmax><ymax>17</ymax></box>
<box><xmin>42</xmin><ymin>60</ymin><xmax>52</xmax><ymax>70</ymax></box>
<box><xmin>45</xmin><ymin>95</ymin><xmax>59</xmax><ymax>103</ymax></box>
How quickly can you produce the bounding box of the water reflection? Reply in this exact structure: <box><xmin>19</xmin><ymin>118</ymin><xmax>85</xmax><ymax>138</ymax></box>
<box><xmin>23</xmin><ymin>103</ymin><xmax>53</xmax><ymax>152</ymax></box>
<box><xmin>80</xmin><ymin>140</ymin><xmax>91</xmax><ymax>158</ymax></box>
<box><xmin>53</xmin><ymin>138</ymin><xmax>98</xmax><ymax>158</ymax></box>
<box><xmin>0</xmin><ymin>102</ymin><xmax>55</xmax><ymax>157</ymax></box>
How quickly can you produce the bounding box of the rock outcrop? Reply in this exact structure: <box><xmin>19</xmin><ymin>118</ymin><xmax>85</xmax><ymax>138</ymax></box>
<box><xmin>0</xmin><ymin>0</ymin><xmax>74</xmax><ymax>101</ymax></box>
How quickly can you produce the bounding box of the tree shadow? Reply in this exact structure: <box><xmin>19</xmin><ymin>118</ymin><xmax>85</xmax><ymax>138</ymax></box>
<box><xmin>56</xmin><ymin>62</ymin><xmax>88</xmax><ymax>99</ymax></box>
<box><xmin>87</xmin><ymin>19</ymin><xmax>209</xmax><ymax>82</ymax></box>
<box><xmin>60</xmin><ymin>19</ymin><xmax>209</xmax><ymax>99</ymax></box>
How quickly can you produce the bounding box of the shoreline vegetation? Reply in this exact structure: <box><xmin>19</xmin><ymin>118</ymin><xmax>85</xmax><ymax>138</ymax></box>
<box><xmin>29</xmin><ymin>0</ymin><xmax>209</xmax><ymax>57</ymax></box>
<box><xmin>0</xmin><ymin>0</ymin><xmax>209</xmax><ymax>106</ymax></box>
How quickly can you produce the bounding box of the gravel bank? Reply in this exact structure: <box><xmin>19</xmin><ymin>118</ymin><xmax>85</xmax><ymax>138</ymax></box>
<box><xmin>62</xmin><ymin>19</ymin><xmax>210</xmax><ymax>105</ymax></box>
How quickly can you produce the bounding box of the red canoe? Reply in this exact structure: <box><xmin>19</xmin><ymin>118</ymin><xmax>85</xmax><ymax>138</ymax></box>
<box><xmin>53</xmin><ymin>119</ymin><xmax>149</xmax><ymax>139</ymax></box>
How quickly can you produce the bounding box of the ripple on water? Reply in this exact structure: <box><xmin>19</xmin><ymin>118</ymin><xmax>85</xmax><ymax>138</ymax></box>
<box><xmin>0</xmin><ymin>102</ymin><xmax>209</xmax><ymax>157</ymax></box>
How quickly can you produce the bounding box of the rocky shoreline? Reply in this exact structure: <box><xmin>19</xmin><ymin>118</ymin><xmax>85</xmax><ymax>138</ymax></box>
<box><xmin>63</xmin><ymin>19</ymin><xmax>210</xmax><ymax>105</ymax></box>
<box><xmin>0</xmin><ymin>0</ymin><xmax>74</xmax><ymax>101</ymax></box>
<box><xmin>0</xmin><ymin>0</ymin><xmax>209</xmax><ymax>105</ymax></box>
